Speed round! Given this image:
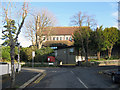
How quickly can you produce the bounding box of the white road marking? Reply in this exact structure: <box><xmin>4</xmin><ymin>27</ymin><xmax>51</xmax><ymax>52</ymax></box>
<box><xmin>71</xmin><ymin>71</ymin><xmax>88</xmax><ymax>89</ymax></box>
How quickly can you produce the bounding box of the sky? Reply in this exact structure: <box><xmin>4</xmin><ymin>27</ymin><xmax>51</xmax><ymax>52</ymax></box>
<box><xmin>0</xmin><ymin>1</ymin><xmax>118</xmax><ymax>47</ymax></box>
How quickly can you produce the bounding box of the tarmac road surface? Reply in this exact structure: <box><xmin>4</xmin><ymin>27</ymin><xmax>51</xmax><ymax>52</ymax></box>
<box><xmin>26</xmin><ymin>66</ymin><xmax>120</xmax><ymax>88</ymax></box>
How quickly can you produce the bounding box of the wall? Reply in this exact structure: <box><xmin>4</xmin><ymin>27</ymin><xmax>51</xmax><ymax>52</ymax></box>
<box><xmin>55</xmin><ymin>47</ymin><xmax>76</xmax><ymax>64</ymax></box>
<box><xmin>0</xmin><ymin>63</ymin><xmax>21</xmax><ymax>76</ymax></box>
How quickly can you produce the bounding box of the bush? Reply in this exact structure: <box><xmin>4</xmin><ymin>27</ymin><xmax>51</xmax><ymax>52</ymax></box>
<box><xmin>108</xmin><ymin>55</ymin><xmax>119</xmax><ymax>60</ymax></box>
<box><xmin>2</xmin><ymin>46</ymin><xmax>18</xmax><ymax>61</ymax></box>
<box><xmin>80</xmin><ymin>61</ymin><xmax>100</xmax><ymax>67</ymax></box>
<box><xmin>35</xmin><ymin>47</ymin><xmax>54</xmax><ymax>63</ymax></box>
<box><xmin>20</xmin><ymin>47</ymin><xmax>54</xmax><ymax>63</ymax></box>
<box><xmin>20</xmin><ymin>47</ymin><xmax>33</xmax><ymax>62</ymax></box>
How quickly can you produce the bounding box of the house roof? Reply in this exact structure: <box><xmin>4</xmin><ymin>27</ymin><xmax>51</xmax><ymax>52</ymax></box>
<box><xmin>43</xmin><ymin>26</ymin><xmax>79</xmax><ymax>35</ymax></box>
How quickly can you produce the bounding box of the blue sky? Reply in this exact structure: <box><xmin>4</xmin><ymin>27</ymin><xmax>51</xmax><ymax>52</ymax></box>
<box><xmin>29</xmin><ymin>2</ymin><xmax>118</xmax><ymax>28</ymax></box>
<box><xmin>0</xmin><ymin>2</ymin><xmax>118</xmax><ymax>47</ymax></box>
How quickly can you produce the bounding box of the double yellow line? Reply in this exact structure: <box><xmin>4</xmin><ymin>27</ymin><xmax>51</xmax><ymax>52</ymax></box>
<box><xmin>34</xmin><ymin>72</ymin><xmax>46</xmax><ymax>84</ymax></box>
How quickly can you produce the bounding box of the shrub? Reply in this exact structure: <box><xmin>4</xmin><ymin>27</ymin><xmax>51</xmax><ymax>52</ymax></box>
<box><xmin>35</xmin><ymin>47</ymin><xmax>54</xmax><ymax>63</ymax></box>
<box><xmin>20</xmin><ymin>47</ymin><xmax>32</xmax><ymax>62</ymax></box>
<box><xmin>2</xmin><ymin>46</ymin><xmax>18</xmax><ymax>61</ymax></box>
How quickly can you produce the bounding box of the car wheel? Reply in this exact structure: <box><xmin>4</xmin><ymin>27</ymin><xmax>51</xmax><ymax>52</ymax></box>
<box><xmin>112</xmin><ymin>75</ymin><xmax>117</xmax><ymax>83</ymax></box>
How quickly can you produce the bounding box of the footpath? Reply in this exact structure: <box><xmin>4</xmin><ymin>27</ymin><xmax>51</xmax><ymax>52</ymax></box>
<box><xmin>1</xmin><ymin>67</ymin><xmax>45</xmax><ymax>89</ymax></box>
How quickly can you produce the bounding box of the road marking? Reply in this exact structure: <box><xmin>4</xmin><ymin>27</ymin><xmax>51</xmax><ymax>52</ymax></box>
<box><xmin>19</xmin><ymin>73</ymin><xmax>42</xmax><ymax>88</ymax></box>
<box><xmin>71</xmin><ymin>71</ymin><xmax>88</xmax><ymax>89</ymax></box>
<box><xmin>34</xmin><ymin>73</ymin><xmax>46</xmax><ymax>84</ymax></box>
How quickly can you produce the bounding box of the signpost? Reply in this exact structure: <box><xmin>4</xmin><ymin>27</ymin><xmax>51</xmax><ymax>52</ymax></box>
<box><xmin>32</xmin><ymin>51</ymin><xmax>35</xmax><ymax>68</ymax></box>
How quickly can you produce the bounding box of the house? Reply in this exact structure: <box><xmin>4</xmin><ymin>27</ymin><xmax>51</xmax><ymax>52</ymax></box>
<box><xmin>42</xmin><ymin>26</ymin><xmax>79</xmax><ymax>47</ymax></box>
<box><xmin>41</xmin><ymin>26</ymin><xmax>85</xmax><ymax>64</ymax></box>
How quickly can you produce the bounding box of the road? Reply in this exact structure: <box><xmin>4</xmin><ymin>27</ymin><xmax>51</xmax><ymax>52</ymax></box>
<box><xmin>26</xmin><ymin>66</ymin><xmax>120</xmax><ymax>88</ymax></box>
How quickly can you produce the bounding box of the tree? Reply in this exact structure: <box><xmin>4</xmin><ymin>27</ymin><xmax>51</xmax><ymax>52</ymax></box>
<box><xmin>92</xmin><ymin>26</ymin><xmax>106</xmax><ymax>60</ymax></box>
<box><xmin>71</xmin><ymin>11</ymin><xmax>96</xmax><ymax>62</ymax></box>
<box><xmin>103</xmin><ymin>27</ymin><xmax>119</xmax><ymax>59</ymax></box>
<box><xmin>71</xmin><ymin>11</ymin><xmax>87</xmax><ymax>59</ymax></box>
<box><xmin>24</xmin><ymin>16</ymin><xmax>36</xmax><ymax>48</ymax></box>
<box><xmin>2</xmin><ymin>46</ymin><xmax>18</xmax><ymax>61</ymax></box>
<box><xmin>35</xmin><ymin>47</ymin><xmax>54</xmax><ymax>63</ymax></box>
<box><xmin>25</xmin><ymin>9</ymin><xmax>56</xmax><ymax>49</ymax></box>
<box><xmin>1</xmin><ymin>2</ymin><xmax>28</xmax><ymax>88</ymax></box>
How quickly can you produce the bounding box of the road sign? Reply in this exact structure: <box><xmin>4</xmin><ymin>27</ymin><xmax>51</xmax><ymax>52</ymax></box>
<box><xmin>32</xmin><ymin>51</ymin><xmax>35</xmax><ymax>57</ymax></box>
<box><xmin>32</xmin><ymin>51</ymin><xmax>35</xmax><ymax>68</ymax></box>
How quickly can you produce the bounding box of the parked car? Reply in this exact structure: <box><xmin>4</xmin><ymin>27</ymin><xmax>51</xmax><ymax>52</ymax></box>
<box><xmin>111</xmin><ymin>67</ymin><xmax>120</xmax><ymax>83</ymax></box>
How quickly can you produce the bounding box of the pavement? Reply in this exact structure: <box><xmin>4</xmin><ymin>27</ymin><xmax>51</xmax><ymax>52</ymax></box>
<box><xmin>1</xmin><ymin>67</ymin><xmax>45</xmax><ymax>89</ymax></box>
<box><xmin>98</xmin><ymin>66</ymin><xmax>119</xmax><ymax>75</ymax></box>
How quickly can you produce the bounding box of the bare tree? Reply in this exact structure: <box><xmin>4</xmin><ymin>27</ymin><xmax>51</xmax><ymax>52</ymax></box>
<box><xmin>71</xmin><ymin>11</ymin><xmax>96</xmax><ymax>62</ymax></box>
<box><xmin>24</xmin><ymin>16</ymin><xmax>36</xmax><ymax>47</ymax></box>
<box><xmin>25</xmin><ymin>9</ymin><xmax>56</xmax><ymax>49</ymax></box>
<box><xmin>71</xmin><ymin>11</ymin><xmax>86</xmax><ymax>56</ymax></box>
<box><xmin>85</xmin><ymin>15</ymin><xmax>97</xmax><ymax>61</ymax></box>
<box><xmin>1</xmin><ymin>2</ymin><xmax>28</xmax><ymax>88</ymax></box>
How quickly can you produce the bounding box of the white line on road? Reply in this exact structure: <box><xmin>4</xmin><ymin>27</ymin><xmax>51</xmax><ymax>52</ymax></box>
<box><xmin>71</xmin><ymin>71</ymin><xmax>88</xmax><ymax>89</ymax></box>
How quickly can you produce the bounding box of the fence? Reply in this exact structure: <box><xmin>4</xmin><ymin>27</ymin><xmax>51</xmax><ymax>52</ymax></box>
<box><xmin>0</xmin><ymin>63</ymin><xmax>21</xmax><ymax>76</ymax></box>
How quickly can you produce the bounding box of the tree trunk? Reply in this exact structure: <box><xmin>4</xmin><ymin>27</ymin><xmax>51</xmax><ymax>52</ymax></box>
<box><xmin>10</xmin><ymin>44</ymin><xmax>15</xmax><ymax>88</ymax></box>
<box><xmin>85</xmin><ymin>37</ymin><xmax>89</xmax><ymax>62</ymax></box>
<box><xmin>108</xmin><ymin>48</ymin><xmax>112</xmax><ymax>59</ymax></box>
<box><xmin>97</xmin><ymin>51</ymin><xmax>100</xmax><ymax>60</ymax></box>
<box><xmin>38</xmin><ymin>42</ymin><xmax>42</xmax><ymax>49</ymax></box>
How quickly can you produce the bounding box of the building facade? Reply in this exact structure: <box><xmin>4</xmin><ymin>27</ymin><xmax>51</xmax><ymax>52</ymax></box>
<box><xmin>42</xmin><ymin>26</ymin><xmax>79</xmax><ymax>47</ymax></box>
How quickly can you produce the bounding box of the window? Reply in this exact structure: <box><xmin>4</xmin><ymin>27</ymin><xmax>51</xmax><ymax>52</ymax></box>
<box><xmin>60</xmin><ymin>37</ymin><xmax>62</xmax><ymax>40</ymax></box>
<box><xmin>53</xmin><ymin>37</ymin><xmax>55</xmax><ymax>40</ymax></box>
<box><xmin>56</xmin><ymin>37</ymin><xmax>59</xmax><ymax>40</ymax></box>
<box><xmin>66</xmin><ymin>37</ymin><xmax>68</xmax><ymax>40</ymax></box>
<box><xmin>69</xmin><ymin>48</ymin><xmax>74</xmax><ymax>55</ymax></box>
<box><xmin>70</xmin><ymin>48</ymin><xmax>74</xmax><ymax>52</ymax></box>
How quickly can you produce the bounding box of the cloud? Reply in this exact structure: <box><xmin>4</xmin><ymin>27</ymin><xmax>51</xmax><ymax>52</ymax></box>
<box><xmin>112</xmin><ymin>11</ymin><xmax>118</xmax><ymax>18</ymax></box>
<box><xmin>112</xmin><ymin>22</ymin><xmax>118</xmax><ymax>28</ymax></box>
<box><xmin>110</xmin><ymin>2</ymin><xmax>118</xmax><ymax>28</ymax></box>
<box><xmin>111</xmin><ymin>11</ymin><xmax>118</xmax><ymax>28</ymax></box>
<box><xmin>18</xmin><ymin>33</ymin><xmax>32</xmax><ymax>47</ymax></box>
